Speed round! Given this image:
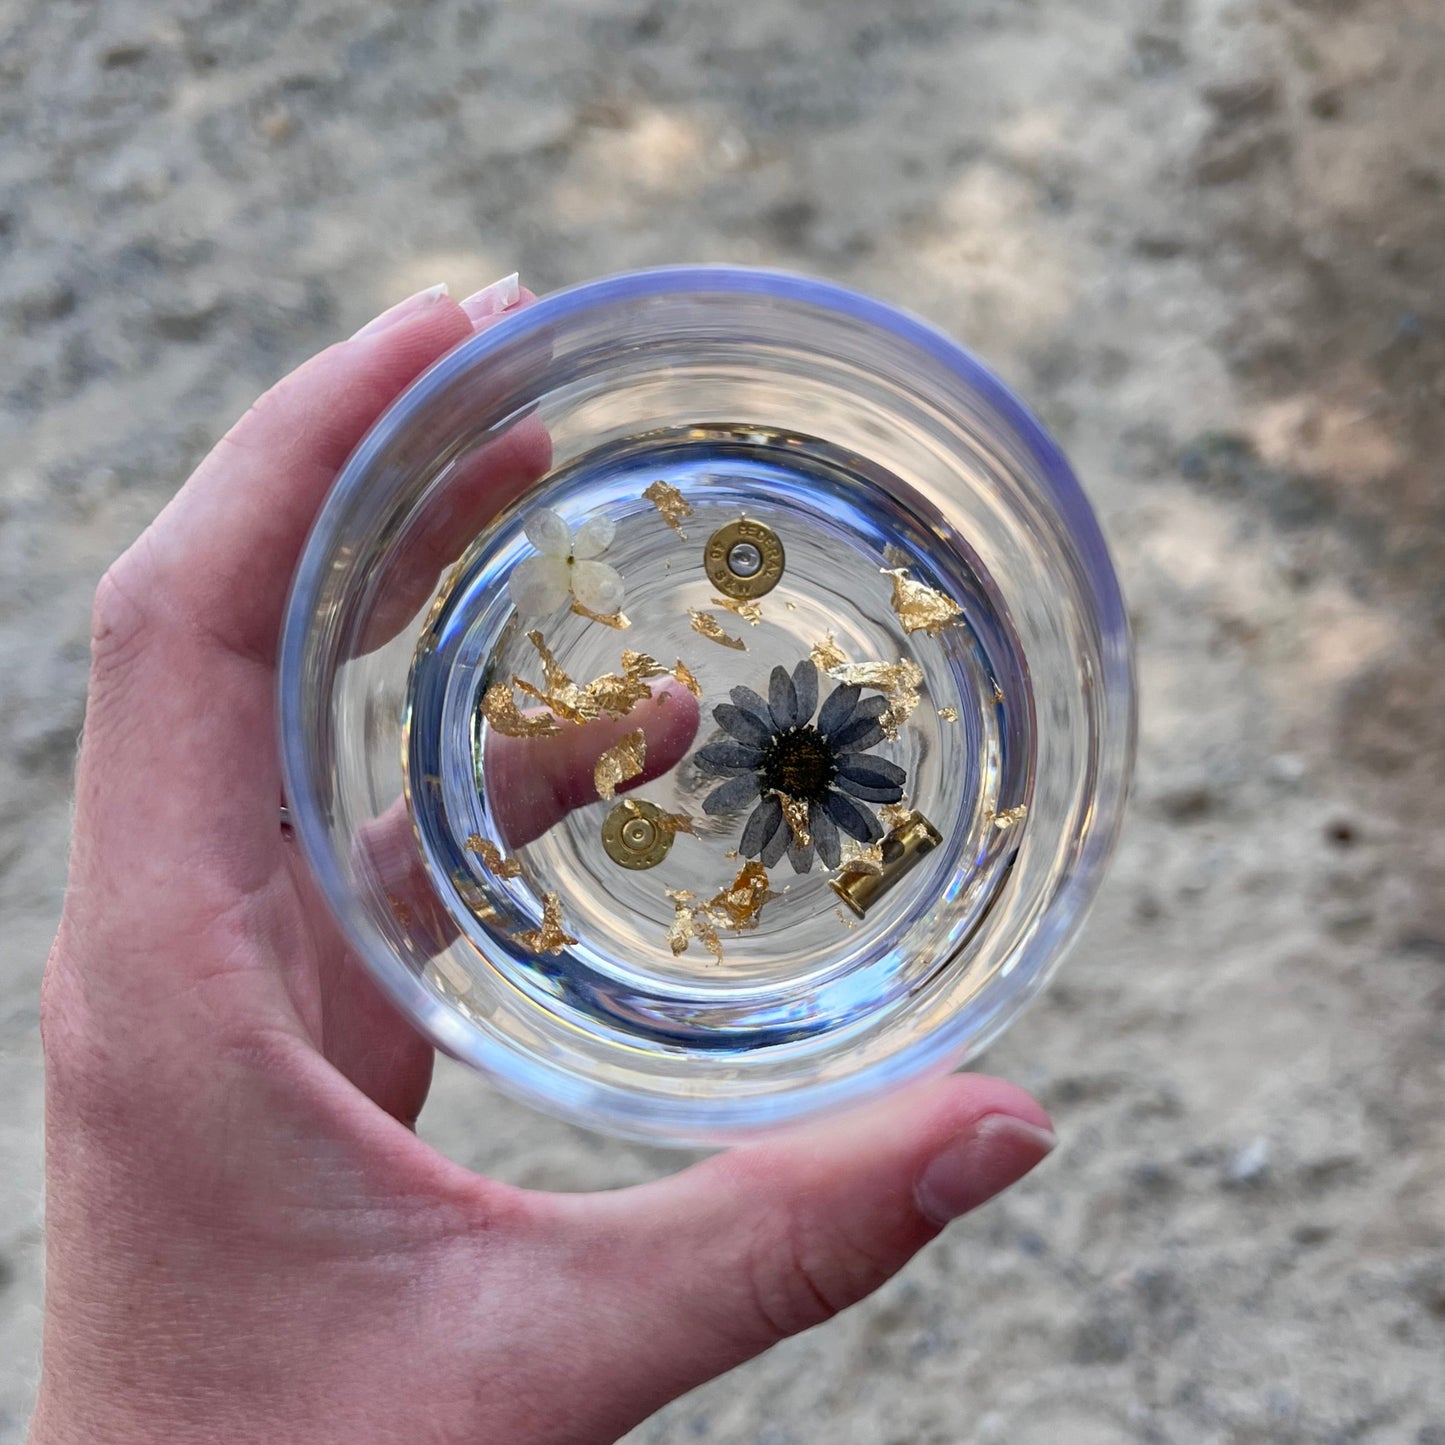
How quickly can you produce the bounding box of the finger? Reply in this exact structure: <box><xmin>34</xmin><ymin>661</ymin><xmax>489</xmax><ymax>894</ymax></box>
<box><xmin>485</xmin><ymin>682</ymin><xmax>701</xmax><ymax>848</ymax></box>
<box><xmin>77</xmin><ymin>285</ymin><xmax>541</xmax><ymax>893</ymax></box>
<box><xmin>356</xmin><ymin>419</ymin><xmax>549</xmax><ymax>653</ymax></box>
<box><xmin>542</xmin><ymin>1076</ymin><xmax>1053</xmax><ymax>1419</ymax></box>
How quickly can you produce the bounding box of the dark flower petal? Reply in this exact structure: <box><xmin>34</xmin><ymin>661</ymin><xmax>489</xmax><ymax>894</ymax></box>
<box><xmin>787</xmin><ymin>834</ymin><xmax>815</xmax><ymax>875</ymax></box>
<box><xmin>825</xmin><ymin>789</ymin><xmax>884</xmax><ymax>843</ymax></box>
<box><xmin>694</xmin><ymin>741</ymin><xmax>764</xmax><ymax>776</ymax></box>
<box><xmin>809</xmin><ymin>800</ymin><xmax>841</xmax><ymax>869</ymax></box>
<box><xmin>792</xmin><ymin>659</ymin><xmax>819</xmax><ymax>724</ymax></box>
<box><xmin>836</xmin><ymin>775</ymin><xmax>905</xmax><ymax>803</ymax></box>
<box><xmin>836</xmin><ymin>755</ymin><xmax>907</xmax><ymax>789</ymax></box>
<box><xmin>713</xmin><ymin>703</ymin><xmax>773</xmax><ymax>748</ymax></box>
<box><xmin>817</xmin><ymin>682</ymin><xmax>861</xmax><ymax>737</ymax></box>
<box><xmin>729</xmin><ymin>685</ymin><xmax>773</xmax><ymax>725</ymax></box>
<box><xmin>828</xmin><ymin>716</ymin><xmax>885</xmax><ymax>751</ymax></box>
<box><xmin>740</xmin><ymin>794</ymin><xmax>783</xmax><ymax>856</ymax></box>
<box><xmin>702</xmin><ymin>772</ymin><xmax>761</xmax><ymax>815</ymax></box>
<box><xmin>768</xmin><ymin>665</ymin><xmax>799</xmax><ymax>731</ymax></box>
<box><xmin>761</xmin><ymin>807</ymin><xmax>791</xmax><ymax>867</ymax></box>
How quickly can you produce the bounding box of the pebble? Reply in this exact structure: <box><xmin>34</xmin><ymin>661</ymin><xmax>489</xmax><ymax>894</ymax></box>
<box><xmin>1224</xmin><ymin>1137</ymin><xmax>1271</xmax><ymax>1187</ymax></box>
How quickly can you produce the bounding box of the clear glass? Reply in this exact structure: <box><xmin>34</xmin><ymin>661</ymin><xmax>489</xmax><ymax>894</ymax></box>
<box><xmin>279</xmin><ymin>267</ymin><xmax>1135</xmax><ymax>1145</ymax></box>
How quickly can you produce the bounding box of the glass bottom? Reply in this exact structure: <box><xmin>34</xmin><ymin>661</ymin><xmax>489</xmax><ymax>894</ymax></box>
<box><xmin>406</xmin><ymin>424</ymin><xmax>1033</xmax><ymax>1053</ymax></box>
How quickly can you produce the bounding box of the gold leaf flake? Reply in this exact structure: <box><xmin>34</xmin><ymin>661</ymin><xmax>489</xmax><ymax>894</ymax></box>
<box><xmin>481</xmin><ymin>683</ymin><xmax>562</xmax><ymax>738</ymax></box>
<box><xmin>991</xmin><ymin>804</ymin><xmax>1029</xmax><ymax>830</ymax></box>
<box><xmin>711</xmin><ymin>595</ymin><xmax>764</xmax><ymax>625</ymax></box>
<box><xmin>882</xmin><ymin>567</ymin><xmax>964</xmax><ymax>636</ymax></box>
<box><xmin>671</xmin><ymin>658</ymin><xmax>703</xmax><ymax>697</ymax></box>
<box><xmin>465</xmin><ymin>834</ymin><xmax>523</xmax><ymax>879</ymax></box>
<box><xmin>880</xmin><ymin>801</ymin><xmax>913</xmax><ymax>832</ymax></box>
<box><xmin>595</xmin><ymin>728</ymin><xmax>646</xmax><ymax>801</ymax></box>
<box><xmin>571</xmin><ymin>597</ymin><xmax>632</xmax><ymax>629</ymax></box>
<box><xmin>655</xmin><ymin>810</ymin><xmax>695</xmax><ymax>837</ymax></box>
<box><xmin>707</xmin><ymin>861</ymin><xmax>775</xmax><ymax>932</ymax></box>
<box><xmin>813</xmin><ymin>643</ymin><xmax>926</xmax><ymax>742</ymax></box>
<box><xmin>643</xmin><ymin>479</ymin><xmax>694</xmax><ymax>538</ymax></box>
<box><xmin>938</xmin><ymin>706</ymin><xmax>959</xmax><ymax>722</ymax></box>
<box><xmin>513</xmin><ymin>892</ymin><xmax>577</xmax><ymax>955</ymax></box>
<box><xmin>666</xmin><ymin>889</ymin><xmax>697</xmax><ymax>956</ymax></box>
<box><xmin>388</xmin><ymin>895</ymin><xmax>412</xmax><ymax>927</ymax></box>
<box><xmin>836</xmin><ymin>839</ymin><xmax>885</xmax><ymax>877</ymax></box>
<box><xmin>810</xmin><ymin>632</ymin><xmax>849</xmax><ymax>671</ymax></box>
<box><xmin>689</xmin><ymin>609</ymin><xmax>747</xmax><ymax>650</ymax></box>
<box><xmin>585</xmin><ymin>651</ymin><xmax>661</xmax><ymax>719</ymax></box>
<box><xmin>516</xmin><ymin>632</ymin><xmax>600</xmax><ymax>723</ymax></box>
<box><xmin>693</xmin><ymin>908</ymin><xmax>724</xmax><ymax>963</ymax></box>
<box><xmin>778</xmin><ymin>793</ymin><xmax>811</xmax><ymax>848</ymax></box>
<box><xmin>620</xmin><ymin>649</ymin><xmax>668</xmax><ymax>680</ymax></box>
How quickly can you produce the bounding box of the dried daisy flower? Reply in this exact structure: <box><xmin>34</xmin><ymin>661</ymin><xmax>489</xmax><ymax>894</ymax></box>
<box><xmin>508</xmin><ymin>508</ymin><xmax>624</xmax><ymax>618</ymax></box>
<box><xmin>693</xmin><ymin>659</ymin><xmax>906</xmax><ymax>875</ymax></box>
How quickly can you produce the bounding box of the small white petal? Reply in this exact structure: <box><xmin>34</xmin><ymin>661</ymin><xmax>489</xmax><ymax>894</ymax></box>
<box><xmin>523</xmin><ymin>508</ymin><xmax>572</xmax><ymax>557</ymax></box>
<box><xmin>571</xmin><ymin>514</ymin><xmax>616</xmax><ymax>559</ymax></box>
<box><xmin>571</xmin><ymin>559</ymin><xmax>624</xmax><ymax>614</ymax></box>
<box><xmin>508</xmin><ymin>554</ymin><xmax>571</xmax><ymax>615</ymax></box>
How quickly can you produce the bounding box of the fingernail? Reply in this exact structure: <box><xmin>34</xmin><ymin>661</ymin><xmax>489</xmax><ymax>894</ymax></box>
<box><xmin>351</xmin><ymin>282</ymin><xmax>450</xmax><ymax>339</ymax></box>
<box><xmin>914</xmin><ymin>1114</ymin><xmax>1056</xmax><ymax>1226</ymax></box>
<box><xmin>460</xmin><ymin>272</ymin><xmax>521</xmax><ymax>327</ymax></box>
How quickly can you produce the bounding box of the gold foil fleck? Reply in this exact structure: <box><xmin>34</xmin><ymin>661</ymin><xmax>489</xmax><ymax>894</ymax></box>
<box><xmin>692</xmin><ymin>908</ymin><xmax>724</xmax><ymax>963</ymax></box>
<box><xmin>571</xmin><ymin>597</ymin><xmax>632</xmax><ymax>629</ymax></box>
<box><xmin>620</xmin><ymin>649</ymin><xmax>668</xmax><ymax>680</ymax></box>
<box><xmin>882</xmin><ymin>568</ymin><xmax>964</xmax><ymax>636</ymax></box>
<box><xmin>778</xmin><ymin>793</ymin><xmax>811</xmax><ymax>848</ymax></box>
<box><xmin>707</xmin><ymin>861</ymin><xmax>775</xmax><ymax>931</ymax></box>
<box><xmin>388</xmin><ymin>896</ymin><xmax>413</xmax><ymax>927</ymax></box>
<box><xmin>810</xmin><ymin>632</ymin><xmax>849</xmax><ymax>672</ymax></box>
<box><xmin>671</xmin><ymin>658</ymin><xmax>703</xmax><ymax>697</ymax></box>
<box><xmin>481</xmin><ymin>683</ymin><xmax>562</xmax><ymax>739</ymax></box>
<box><xmin>666</xmin><ymin>889</ymin><xmax>698</xmax><ymax>956</ymax></box>
<box><xmin>513</xmin><ymin>892</ymin><xmax>577</xmax><ymax>955</ymax></box>
<box><xmin>991</xmin><ymin>804</ymin><xmax>1029</xmax><ymax>830</ymax></box>
<box><xmin>813</xmin><ymin>643</ymin><xmax>925</xmax><ymax>742</ymax></box>
<box><xmin>689</xmin><ymin>609</ymin><xmax>747</xmax><ymax>651</ymax></box>
<box><xmin>656</xmin><ymin>810</ymin><xmax>695</xmax><ymax>837</ymax></box>
<box><xmin>880</xmin><ymin>800</ymin><xmax>913</xmax><ymax>832</ymax></box>
<box><xmin>837</xmin><ymin>839</ymin><xmax>885</xmax><ymax>877</ymax></box>
<box><xmin>993</xmin><ymin>681</ymin><xmax>1006</xmax><ymax>703</ymax></box>
<box><xmin>711</xmin><ymin>595</ymin><xmax>764</xmax><ymax>625</ymax></box>
<box><xmin>643</xmin><ymin>479</ymin><xmax>694</xmax><ymax>538</ymax></box>
<box><xmin>594</xmin><ymin>728</ymin><xmax>646</xmax><ymax>801</ymax></box>
<box><xmin>938</xmin><ymin>706</ymin><xmax>959</xmax><ymax>722</ymax></box>
<box><xmin>465</xmin><ymin>835</ymin><xmax>524</xmax><ymax>879</ymax></box>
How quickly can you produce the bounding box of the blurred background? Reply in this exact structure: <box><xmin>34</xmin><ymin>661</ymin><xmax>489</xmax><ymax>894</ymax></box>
<box><xmin>2</xmin><ymin>0</ymin><xmax>1443</xmax><ymax>1440</ymax></box>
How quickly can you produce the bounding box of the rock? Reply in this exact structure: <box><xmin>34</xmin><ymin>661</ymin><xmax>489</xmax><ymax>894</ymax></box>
<box><xmin>1070</xmin><ymin>1308</ymin><xmax>1134</xmax><ymax>1365</ymax></box>
<box><xmin>1202</xmin><ymin>75</ymin><xmax>1281</xmax><ymax>123</ymax></box>
<box><xmin>1223</xmin><ymin>1137</ymin><xmax>1271</xmax><ymax>1187</ymax></box>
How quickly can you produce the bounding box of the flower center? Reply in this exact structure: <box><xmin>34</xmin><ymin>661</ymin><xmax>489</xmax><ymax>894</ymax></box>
<box><xmin>760</xmin><ymin>725</ymin><xmax>836</xmax><ymax>803</ymax></box>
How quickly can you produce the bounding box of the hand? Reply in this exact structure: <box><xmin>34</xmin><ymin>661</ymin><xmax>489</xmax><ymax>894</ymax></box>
<box><xmin>33</xmin><ymin>280</ymin><xmax>1055</xmax><ymax>1445</ymax></box>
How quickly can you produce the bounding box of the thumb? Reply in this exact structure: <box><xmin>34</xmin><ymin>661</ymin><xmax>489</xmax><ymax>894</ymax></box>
<box><xmin>557</xmin><ymin>1075</ymin><xmax>1053</xmax><ymax>1413</ymax></box>
<box><xmin>484</xmin><ymin>681</ymin><xmax>700</xmax><ymax>848</ymax></box>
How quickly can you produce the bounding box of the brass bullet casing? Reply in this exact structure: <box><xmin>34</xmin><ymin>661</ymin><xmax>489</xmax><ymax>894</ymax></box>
<box><xmin>602</xmin><ymin>798</ymin><xmax>675</xmax><ymax>870</ymax></box>
<box><xmin>705</xmin><ymin>518</ymin><xmax>785</xmax><ymax>600</ymax></box>
<box><xmin>829</xmin><ymin>811</ymin><xmax>943</xmax><ymax>918</ymax></box>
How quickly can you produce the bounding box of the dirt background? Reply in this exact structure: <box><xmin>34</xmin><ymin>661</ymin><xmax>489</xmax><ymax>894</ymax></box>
<box><xmin>3</xmin><ymin>0</ymin><xmax>1444</xmax><ymax>1440</ymax></box>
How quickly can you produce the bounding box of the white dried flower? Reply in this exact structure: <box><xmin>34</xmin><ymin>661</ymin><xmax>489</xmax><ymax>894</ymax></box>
<box><xmin>507</xmin><ymin>508</ymin><xmax>624</xmax><ymax>617</ymax></box>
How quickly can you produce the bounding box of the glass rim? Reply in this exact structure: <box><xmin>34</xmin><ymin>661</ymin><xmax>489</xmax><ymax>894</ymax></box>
<box><xmin>279</xmin><ymin>264</ymin><xmax>1137</xmax><ymax>1144</ymax></box>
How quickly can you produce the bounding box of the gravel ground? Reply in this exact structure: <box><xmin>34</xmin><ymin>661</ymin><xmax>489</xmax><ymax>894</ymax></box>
<box><xmin>3</xmin><ymin>1</ymin><xmax>1444</xmax><ymax>1440</ymax></box>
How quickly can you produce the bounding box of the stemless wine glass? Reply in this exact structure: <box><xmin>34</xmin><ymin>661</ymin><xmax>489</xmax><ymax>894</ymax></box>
<box><xmin>278</xmin><ymin>266</ymin><xmax>1135</xmax><ymax>1146</ymax></box>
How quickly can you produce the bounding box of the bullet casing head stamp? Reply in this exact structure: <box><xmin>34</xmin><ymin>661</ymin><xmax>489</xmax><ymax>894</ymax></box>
<box><xmin>705</xmin><ymin>518</ymin><xmax>785</xmax><ymax>600</ymax></box>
